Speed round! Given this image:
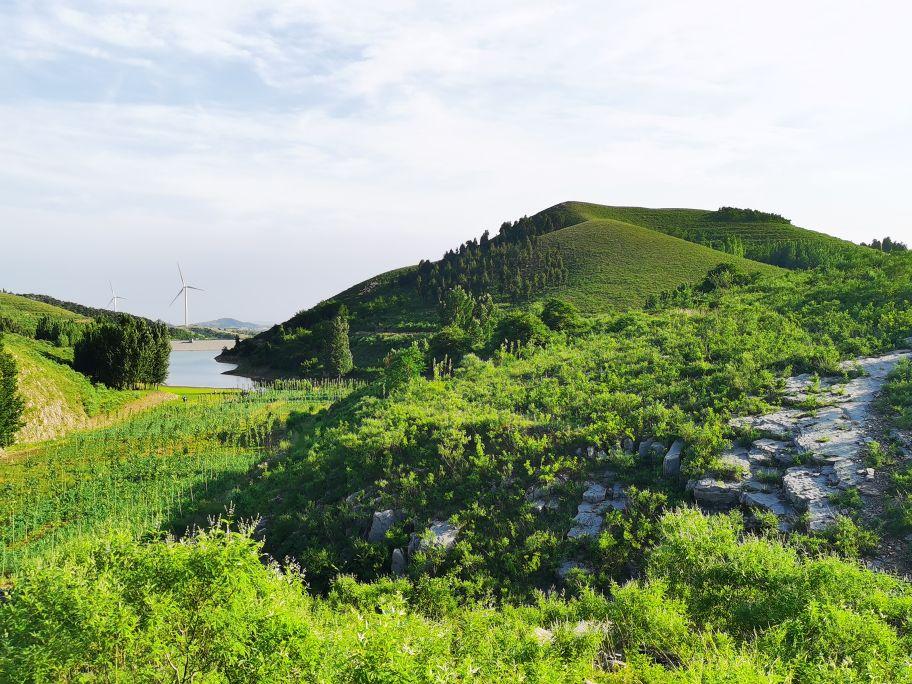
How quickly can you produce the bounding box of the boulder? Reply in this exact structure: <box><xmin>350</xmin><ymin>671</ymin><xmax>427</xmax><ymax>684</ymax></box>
<box><xmin>582</xmin><ymin>483</ymin><xmax>607</xmax><ymax>503</ymax></box>
<box><xmin>555</xmin><ymin>560</ymin><xmax>590</xmax><ymax>581</ymax></box>
<box><xmin>637</xmin><ymin>438</ymin><xmax>654</xmax><ymax>458</ymax></box>
<box><xmin>391</xmin><ymin>548</ymin><xmax>406</xmax><ymax>576</ymax></box>
<box><xmin>621</xmin><ymin>437</ymin><xmax>634</xmax><ymax>453</ymax></box>
<box><xmin>662</xmin><ymin>439</ymin><xmax>683</xmax><ymax>477</ymax></box>
<box><xmin>568</xmin><ymin>511</ymin><xmax>603</xmax><ymax>539</ymax></box>
<box><xmin>367</xmin><ymin>509</ymin><xmax>404</xmax><ymax>543</ymax></box>
<box><xmin>740</xmin><ymin>490</ymin><xmax>789</xmax><ymax>516</ymax></box>
<box><xmin>692</xmin><ymin>478</ymin><xmax>741</xmax><ymax>508</ymax></box>
<box><xmin>409</xmin><ymin>519</ymin><xmax>459</xmax><ymax>554</ymax></box>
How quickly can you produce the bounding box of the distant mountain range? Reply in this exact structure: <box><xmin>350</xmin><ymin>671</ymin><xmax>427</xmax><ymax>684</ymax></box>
<box><xmin>195</xmin><ymin>318</ymin><xmax>272</xmax><ymax>332</ymax></box>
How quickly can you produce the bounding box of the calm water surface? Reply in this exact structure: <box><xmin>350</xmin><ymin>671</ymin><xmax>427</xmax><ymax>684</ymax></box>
<box><xmin>165</xmin><ymin>350</ymin><xmax>253</xmax><ymax>389</ymax></box>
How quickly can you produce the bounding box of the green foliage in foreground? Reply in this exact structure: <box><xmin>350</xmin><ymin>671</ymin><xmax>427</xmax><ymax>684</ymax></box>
<box><xmin>0</xmin><ymin>384</ymin><xmax>355</xmax><ymax>574</ymax></box>
<box><xmin>2</xmin><ymin>509</ymin><xmax>910</xmax><ymax>683</ymax></box>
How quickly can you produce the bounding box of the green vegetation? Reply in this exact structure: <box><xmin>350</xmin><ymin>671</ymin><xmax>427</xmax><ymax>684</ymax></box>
<box><xmin>227</xmin><ymin>201</ymin><xmax>870</xmax><ymax>378</ymax></box>
<box><xmin>0</xmin><ymin>292</ymin><xmax>87</xmax><ymax>338</ymax></box>
<box><xmin>538</xmin><ymin>218</ymin><xmax>779</xmax><ymax>311</ymax></box>
<box><xmin>0</xmin><ymin>382</ymin><xmax>358</xmax><ymax>574</ymax></box>
<box><xmin>5</xmin><ymin>203</ymin><xmax>912</xmax><ymax>679</ymax></box>
<box><xmin>3</xmin><ymin>509</ymin><xmax>911</xmax><ymax>682</ymax></box>
<box><xmin>1</xmin><ymin>334</ymin><xmax>144</xmax><ymax>443</ymax></box>
<box><xmin>543</xmin><ymin>202</ymin><xmax>865</xmax><ymax>268</ymax></box>
<box><xmin>0</xmin><ymin>335</ymin><xmax>25</xmax><ymax>446</ymax></box>
<box><xmin>73</xmin><ymin>316</ymin><xmax>170</xmax><ymax>389</ymax></box>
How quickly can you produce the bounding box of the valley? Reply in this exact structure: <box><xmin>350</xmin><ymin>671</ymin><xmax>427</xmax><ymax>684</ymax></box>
<box><xmin>2</xmin><ymin>202</ymin><xmax>912</xmax><ymax>681</ymax></box>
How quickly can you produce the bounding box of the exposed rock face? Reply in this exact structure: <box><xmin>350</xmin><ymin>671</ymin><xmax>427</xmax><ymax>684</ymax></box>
<box><xmin>567</xmin><ymin>475</ymin><xmax>627</xmax><ymax>538</ymax></box>
<box><xmin>662</xmin><ymin>439</ymin><xmax>683</xmax><ymax>477</ymax></box>
<box><xmin>367</xmin><ymin>509</ymin><xmax>404</xmax><ymax>543</ymax></box>
<box><xmin>720</xmin><ymin>350</ymin><xmax>911</xmax><ymax>531</ymax></box>
<box><xmin>582</xmin><ymin>483</ymin><xmax>607</xmax><ymax>503</ymax></box>
<box><xmin>692</xmin><ymin>478</ymin><xmax>741</xmax><ymax>507</ymax></box>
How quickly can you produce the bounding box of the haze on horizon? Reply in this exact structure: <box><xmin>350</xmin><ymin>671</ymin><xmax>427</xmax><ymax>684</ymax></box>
<box><xmin>2</xmin><ymin>1</ymin><xmax>910</xmax><ymax>324</ymax></box>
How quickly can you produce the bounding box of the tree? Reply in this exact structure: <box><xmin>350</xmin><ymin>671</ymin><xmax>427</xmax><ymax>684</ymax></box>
<box><xmin>325</xmin><ymin>306</ymin><xmax>353</xmax><ymax>377</ymax></box>
<box><xmin>541</xmin><ymin>298</ymin><xmax>581</xmax><ymax>332</ymax></box>
<box><xmin>0</xmin><ymin>334</ymin><xmax>25</xmax><ymax>447</ymax></box>
<box><xmin>74</xmin><ymin>318</ymin><xmax>170</xmax><ymax>389</ymax></box>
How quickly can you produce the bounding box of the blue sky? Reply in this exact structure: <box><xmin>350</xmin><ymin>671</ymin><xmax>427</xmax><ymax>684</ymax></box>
<box><xmin>2</xmin><ymin>1</ymin><xmax>911</xmax><ymax>323</ymax></box>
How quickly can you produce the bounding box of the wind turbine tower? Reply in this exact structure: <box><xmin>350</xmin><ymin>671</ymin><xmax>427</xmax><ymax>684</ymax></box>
<box><xmin>170</xmin><ymin>263</ymin><xmax>203</xmax><ymax>327</ymax></box>
<box><xmin>108</xmin><ymin>281</ymin><xmax>126</xmax><ymax>312</ymax></box>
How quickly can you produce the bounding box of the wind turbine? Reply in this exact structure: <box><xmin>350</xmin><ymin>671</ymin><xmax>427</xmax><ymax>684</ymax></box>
<box><xmin>107</xmin><ymin>281</ymin><xmax>126</xmax><ymax>312</ymax></box>
<box><xmin>170</xmin><ymin>263</ymin><xmax>203</xmax><ymax>327</ymax></box>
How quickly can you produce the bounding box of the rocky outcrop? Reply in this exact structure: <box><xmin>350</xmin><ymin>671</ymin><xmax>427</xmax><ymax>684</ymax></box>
<box><xmin>568</xmin><ymin>474</ymin><xmax>627</xmax><ymax>539</ymax></box>
<box><xmin>367</xmin><ymin>509</ymin><xmax>404</xmax><ymax>543</ymax></box>
<box><xmin>716</xmin><ymin>350</ymin><xmax>911</xmax><ymax>531</ymax></box>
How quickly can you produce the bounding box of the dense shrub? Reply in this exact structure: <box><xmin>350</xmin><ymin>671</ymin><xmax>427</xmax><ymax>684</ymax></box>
<box><xmin>3</xmin><ymin>512</ymin><xmax>910</xmax><ymax>681</ymax></box>
<box><xmin>73</xmin><ymin>317</ymin><xmax>170</xmax><ymax>389</ymax></box>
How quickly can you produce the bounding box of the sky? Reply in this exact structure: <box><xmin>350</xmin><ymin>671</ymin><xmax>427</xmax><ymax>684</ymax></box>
<box><xmin>1</xmin><ymin>1</ymin><xmax>911</xmax><ymax>324</ymax></box>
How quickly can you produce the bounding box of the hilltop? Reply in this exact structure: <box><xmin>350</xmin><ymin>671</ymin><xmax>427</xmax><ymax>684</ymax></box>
<box><xmin>224</xmin><ymin>201</ymin><xmax>865</xmax><ymax>376</ymax></box>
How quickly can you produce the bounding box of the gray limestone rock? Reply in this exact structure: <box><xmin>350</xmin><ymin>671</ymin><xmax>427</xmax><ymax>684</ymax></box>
<box><xmin>662</xmin><ymin>439</ymin><xmax>684</xmax><ymax>477</ymax></box>
<box><xmin>367</xmin><ymin>509</ymin><xmax>404</xmax><ymax>543</ymax></box>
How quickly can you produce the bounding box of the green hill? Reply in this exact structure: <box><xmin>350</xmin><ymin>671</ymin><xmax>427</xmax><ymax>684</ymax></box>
<box><xmin>0</xmin><ymin>293</ymin><xmax>146</xmax><ymax>444</ymax></box>
<box><xmin>0</xmin><ymin>292</ymin><xmax>88</xmax><ymax>336</ymax></box>
<box><xmin>541</xmin><ymin>202</ymin><xmax>861</xmax><ymax>267</ymax></box>
<box><xmin>538</xmin><ymin>217</ymin><xmax>780</xmax><ymax>311</ymax></box>
<box><xmin>225</xmin><ymin>201</ymin><xmax>867</xmax><ymax>377</ymax></box>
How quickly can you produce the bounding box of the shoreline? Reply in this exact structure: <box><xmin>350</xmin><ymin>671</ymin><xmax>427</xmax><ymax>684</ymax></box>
<box><xmin>170</xmin><ymin>339</ymin><xmax>235</xmax><ymax>352</ymax></box>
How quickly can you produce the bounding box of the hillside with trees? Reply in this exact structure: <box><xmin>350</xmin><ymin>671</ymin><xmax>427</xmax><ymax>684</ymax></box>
<box><xmin>225</xmin><ymin>201</ymin><xmax>859</xmax><ymax>378</ymax></box>
<box><xmin>4</xmin><ymin>203</ymin><xmax>912</xmax><ymax>681</ymax></box>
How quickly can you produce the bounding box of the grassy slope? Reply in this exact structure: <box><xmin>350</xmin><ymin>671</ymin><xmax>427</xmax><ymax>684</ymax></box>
<box><xmin>0</xmin><ymin>292</ymin><xmax>87</xmax><ymax>334</ymax></box>
<box><xmin>539</xmin><ymin>218</ymin><xmax>782</xmax><ymax>311</ymax></box>
<box><xmin>229</xmin><ymin>200</ymin><xmax>861</xmax><ymax>375</ymax></box>
<box><xmin>545</xmin><ymin>201</ymin><xmax>859</xmax><ymax>253</ymax></box>
<box><xmin>3</xmin><ymin>334</ymin><xmax>144</xmax><ymax>444</ymax></box>
<box><xmin>0</xmin><ymin>294</ymin><xmax>147</xmax><ymax>444</ymax></box>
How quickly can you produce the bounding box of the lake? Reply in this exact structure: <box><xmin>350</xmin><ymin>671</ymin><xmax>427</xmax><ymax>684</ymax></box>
<box><xmin>165</xmin><ymin>349</ymin><xmax>254</xmax><ymax>389</ymax></box>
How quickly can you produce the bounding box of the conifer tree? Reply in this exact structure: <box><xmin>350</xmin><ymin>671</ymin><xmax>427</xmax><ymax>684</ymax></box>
<box><xmin>325</xmin><ymin>306</ymin><xmax>353</xmax><ymax>377</ymax></box>
<box><xmin>0</xmin><ymin>334</ymin><xmax>25</xmax><ymax>447</ymax></box>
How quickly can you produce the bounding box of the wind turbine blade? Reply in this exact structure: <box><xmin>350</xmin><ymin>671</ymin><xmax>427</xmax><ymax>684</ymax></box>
<box><xmin>170</xmin><ymin>288</ymin><xmax>184</xmax><ymax>306</ymax></box>
<box><xmin>109</xmin><ymin>280</ymin><xmax>115</xmax><ymax>296</ymax></box>
<box><xmin>177</xmin><ymin>262</ymin><xmax>185</xmax><ymax>285</ymax></box>
<box><xmin>108</xmin><ymin>297</ymin><xmax>115</xmax><ymax>307</ymax></box>
<box><xmin>186</xmin><ymin>286</ymin><xmax>204</xmax><ymax>291</ymax></box>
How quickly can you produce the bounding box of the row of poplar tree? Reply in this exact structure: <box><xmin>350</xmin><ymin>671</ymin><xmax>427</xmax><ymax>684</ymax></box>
<box><xmin>74</xmin><ymin>317</ymin><xmax>171</xmax><ymax>389</ymax></box>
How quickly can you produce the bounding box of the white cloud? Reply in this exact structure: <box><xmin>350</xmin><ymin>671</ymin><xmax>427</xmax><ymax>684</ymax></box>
<box><xmin>1</xmin><ymin>1</ymin><xmax>911</xmax><ymax>321</ymax></box>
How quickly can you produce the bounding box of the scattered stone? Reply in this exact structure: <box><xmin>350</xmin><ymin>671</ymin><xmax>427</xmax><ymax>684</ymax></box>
<box><xmin>621</xmin><ymin>437</ymin><xmax>634</xmax><ymax>453</ymax></box>
<box><xmin>638</xmin><ymin>438</ymin><xmax>654</xmax><ymax>458</ymax></box>
<box><xmin>568</xmin><ymin>511</ymin><xmax>603</xmax><ymax>539</ymax></box>
<box><xmin>555</xmin><ymin>560</ymin><xmax>589</xmax><ymax>581</ymax></box>
<box><xmin>391</xmin><ymin>548</ymin><xmax>406</xmax><ymax>576</ymax></box>
<box><xmin>740</xmin><ymin>490</ymin><xmax>790</xmax><ymax>516</ymax></box>
<box><xmin>367</xmin><ymin>509</ymin><xmax>404</xmax><ymax>543</ymax></box>
<box><xmin>719</xmin><ymin>446</ymin><xmax>750</xmax><ymax>477</ymax></box>
<box><xmin>409</xmin><ymin>520</ymin><xmax>459</xmax><ymax>553</ymax></box>
<box><xmin>692</xmin><ymin>478</ymin><xmax>741</xmax><ymax>508</ymax></box>
<box><xmin>533</xmin><ymin>627</ymin><xmax>553</xmax><ymax>644</ymax></box>
<box><xmin>662</xmin><ymin>439</ymin><xmax>683</xmax><ymax>477</ymax></box>
<box><xmin>582</xmin><ymin>483</ymin><xmax>607</xmax><ymax>503</ymax></box>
